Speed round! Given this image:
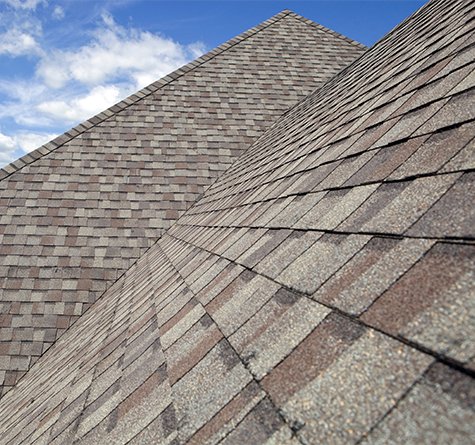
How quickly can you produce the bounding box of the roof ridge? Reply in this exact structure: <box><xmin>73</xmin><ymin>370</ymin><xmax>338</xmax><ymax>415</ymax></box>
<box><xmin>272</xmin><ymin>0</ymin><xmax>445</xmax><ymax>128</ymax></box>
<box><xmin>0</xmin><ymin>9</ymin><xmax>293</xmax><ymax>182</ymax></box>
<box><xmin>286</xmin><ymin>10</ymin><xmax>367</xmax><ymax>50</ymax></box>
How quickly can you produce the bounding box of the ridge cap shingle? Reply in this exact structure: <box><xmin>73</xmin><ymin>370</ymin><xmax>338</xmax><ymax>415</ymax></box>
<box><xmin>287</xmin><ymin>10</ymin><xmax>367</xmax><ymax>50</ymax></box>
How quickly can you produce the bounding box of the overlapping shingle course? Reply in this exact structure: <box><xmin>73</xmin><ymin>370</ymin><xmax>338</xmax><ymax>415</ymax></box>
<box><xmin>0</xmin><ymin>0</ymin><xmax>474</xmax><ymax>443</ymax></box>
<box><xmin>0</xmin><ymin>11</ymin><xmax>365</xmax><ymax>395</ymax></box>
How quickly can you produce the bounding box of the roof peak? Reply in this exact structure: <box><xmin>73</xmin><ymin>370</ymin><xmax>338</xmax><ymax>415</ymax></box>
<box><xmin>284</xmin><ymin>9</ymin><xmax>367</xmax><ymax>50</ymax></box>
<box><xmin>0</xmin><ymin>9</ymin><xmax>365</xmax><ymax>183</ymax></box>
<box><xmin>0</xmin><ymin>9</ymin><xmax>292</xmax><ymax>182</ymax></box>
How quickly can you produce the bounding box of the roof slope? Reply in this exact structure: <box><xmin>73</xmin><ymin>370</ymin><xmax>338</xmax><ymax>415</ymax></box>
<box><xmin>1</xmin><ymin>0</ymin><xmax>474</xmax><ymax>443</ymax></box>
<box><xmin>0</xmin><ymin>11</ymin><xmax>365</xmax><ymax>395</ymax></box>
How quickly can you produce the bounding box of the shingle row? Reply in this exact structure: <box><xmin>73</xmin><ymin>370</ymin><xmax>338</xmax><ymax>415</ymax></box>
<box><xmin>0</xmin><ymin>11</ymin><xmax>365</xmax><ymax>395</ymax></box>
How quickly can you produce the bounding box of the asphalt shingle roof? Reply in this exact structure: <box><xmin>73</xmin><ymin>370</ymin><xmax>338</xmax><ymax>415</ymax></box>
<box><xmin>0</xmin><ymin>0</ymin><xmax>474</xmax><ymax>443</ymax></box>
<box><xmin>0</xmin><ymin>10</ymin><xmax>365</xmax><ymax>396</ymax></box>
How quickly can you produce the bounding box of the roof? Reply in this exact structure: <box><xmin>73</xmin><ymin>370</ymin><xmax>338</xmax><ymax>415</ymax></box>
<box><xmin>0</xmin><ymin>10</ymin><xmax>365</xmax><ymax>396</ymax></box>
<box><xmin>1</xmin><ymin>0</ymin><xmax>475</xmax><ymax>443</ymax></box>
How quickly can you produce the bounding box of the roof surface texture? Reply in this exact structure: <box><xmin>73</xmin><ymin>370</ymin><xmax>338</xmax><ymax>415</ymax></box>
<box><xmin>0</xmin><ymin>11</ymin><xmax>365</xmax><ymax>395</ymax></box>
<box><xmin>1</xmin><ymin>0</ymin><xmax>475</xmax><ymax>443</ymax></box>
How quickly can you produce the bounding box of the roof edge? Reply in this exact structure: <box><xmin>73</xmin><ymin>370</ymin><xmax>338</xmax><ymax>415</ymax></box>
<box><xmin>286</xmin><ymin>10</ymin><xmax>367</xmax><ymax>50</ymax></box>
<box><xmin>0</xmin><ymin>9</ymin><xmax>293</xmax><ymax>182</ymax></box>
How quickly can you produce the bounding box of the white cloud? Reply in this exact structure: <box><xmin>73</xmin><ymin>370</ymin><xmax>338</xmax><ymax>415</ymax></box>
<box><xmin>35</xmin><ymin>60</ymin><xmax>69</xmax><ymax>88</ymax></box>
<box><xmin>0</xmin><ymin>132</ymin><xmax>16</xmax><ymax>152</ymax></box>
<box><xmin>2</xmin><ymin>0</ymin><xmax>46</xmax><ymax>10</ymax></box>
<box><xmin>16</xmin><ymin>131</ymin><xmax>57</xmax><ymax>151</ymax></box>
<box><xmin>0</xmin><ymin>130</ymin><xmax>57</xmax><ymax>165</ymax></box>
<box><xmin>0</xmin><ymin>80</ymin><xmax>52</xmax><ymax>125</ymax></box>
<box><xmin>52</xmin><ymin>5</ymin><xmax>64</xmax><ymax>20</ymax></box>
<box><xmin>0</xmin><ymin>28</ymin><xmax>42</xmax><ymax>56</ymax></box>
<box><xmin>188</xmin><ymin>41</ymin><xmax>207</xmax><ymax>59</ymax></box>
<box><xmin>0</xmin><ymin>1</ymin><xmax>43</xmax><ymax>57</ymax></box>
<box><xmin>37</xmin><ymin>85</ymin><xmax>123</xmax><ymax>122</ymax></box>
<box><xmin>37</xmin><ymin>14</ymin><xmax>205</xmax><ymax>90</ymax></box>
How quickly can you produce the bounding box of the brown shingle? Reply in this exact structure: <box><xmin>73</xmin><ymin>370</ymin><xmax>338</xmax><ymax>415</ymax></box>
<box><xmin>407</xmin><ymin>171</ymin><xmax>475</xmax><ymax>238</ymax></box>
<box><xmin>361</xmin><ymin>242</ymin><xmax>475</xmax><ymax>361</ymax></box>
<box><xmin>261</xmin><ymin>313</ymin><xmax>364</xmax><ymax>405</ymax></box>
<box><xmin>364</xmin><ymin>363</ymin><xmax>475</xmax><ymax>444</ymax></box>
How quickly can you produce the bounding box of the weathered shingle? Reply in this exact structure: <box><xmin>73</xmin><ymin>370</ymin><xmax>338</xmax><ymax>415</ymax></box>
<box><xmin>0</xmin><ymin>0</ymin><xmax>473</xmax><ymax>444</ymax></box>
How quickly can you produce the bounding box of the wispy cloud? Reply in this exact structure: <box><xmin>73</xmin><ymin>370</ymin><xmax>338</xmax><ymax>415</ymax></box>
<box><xmin>37</xmin><ymin>13</ymin><xmax>204</xmax><ymax>90</ymax></box>
<box><xmin>0</xmin><ymin>28</ymin><xmax>43</xmax><ymax>56</ymax></box>
<box><xmin>0</xmin><ymin>129</ymin><xmax>57</xmax><ymax>164</ymax></box>
<box><xmin>2</xmin><ymin>0</ymin><xmax>46</xmax><ymax>10</ymax></box>
<box><xmin>52</xmin><ymin>5</ymin><xmax>64</xmax><ymax>20</ymax></box>
<box><xmin>0</xmin><ymin>1</ymin><xmax>43</xmax><ymax>58</ymax></box>
<box><xmin>37</xmin><ymin>85</ymin><xmax>123</xmax><ymax>123</ymax></box>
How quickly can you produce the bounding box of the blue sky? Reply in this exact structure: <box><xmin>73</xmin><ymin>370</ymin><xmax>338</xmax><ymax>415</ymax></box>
<box><xmin>0</xmin><ymin>0</ymin><xmax>426</xmax><ymax>166</ymax></box>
